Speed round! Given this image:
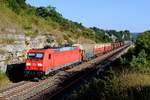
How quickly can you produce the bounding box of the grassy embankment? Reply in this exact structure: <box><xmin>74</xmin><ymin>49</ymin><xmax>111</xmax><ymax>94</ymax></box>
<box><xmin>0</xmin><ymin>3</ymin><xmax>97</xmax><ymax>44</ymax></box>
<box><xmin>72</xmin><ymin>32</ymin><xmax>150</xmax><ymax>100</ymax></box>
<box><xmin>0</xmin><ymin>71</ymin><xmax>10</xmax><ymax>88</ymax></box>
<box><xmin>72</xmin><ymin>62</ymin><xmax>150</xmax><ymax>100</ymax></box>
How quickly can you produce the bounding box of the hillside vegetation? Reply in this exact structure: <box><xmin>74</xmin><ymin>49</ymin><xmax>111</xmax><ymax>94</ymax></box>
<box><xmin>72</xmin><ymin>31</ymin><xmax>150</xmax><ymax>100</ymax></box>
<box><xmin>0</xmin><ymin>0</ymin><xmax>131</xmax><ymax>44</ymax></box>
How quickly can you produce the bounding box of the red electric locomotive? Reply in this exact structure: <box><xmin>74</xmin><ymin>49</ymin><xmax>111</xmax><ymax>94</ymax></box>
<box><xmin>25</xmin><ymin>46</ymin><xmax>82</xmax><ymax>77</ymax></box>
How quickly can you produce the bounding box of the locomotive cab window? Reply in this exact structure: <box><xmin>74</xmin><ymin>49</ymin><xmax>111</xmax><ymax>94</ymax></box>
<box><xmin>28</xmin><ymin>53</ymin><xmax>44</xmax><ymax>59</ymax></box>
<box><xmin>36</xmin><ymin>53</ymin><xmax>44</xmax><ymax>59</ymax></box>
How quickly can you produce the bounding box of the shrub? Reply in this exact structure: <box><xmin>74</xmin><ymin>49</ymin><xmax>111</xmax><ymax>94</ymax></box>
<box><xmin>24</xmin><ymin>31</ymin><xmax>35</xmax><ymax>36</ymax></box>
<box><xmin>23</xmin><ymin>24</ymin><xmax>32</xmax><ymax>30</ymax></box>
<box><xmin>0</xmin><ymin>71</ymin><xmax>6</xmax><ymax>80</ymax></box>
<box><xmin>7</xmin><ymin>0</ymin><xmax>21</xmax><ymax>14</ymax></box>
<box><xmin>0</xmin><ymin>71</ymin><xmax>10</xmax><ymax>88</ymax></box>
<box><xmin>136</xmin><ymin>31</ymin><xmax>150</xmax><ymax>56</ymax></box>
<box><xmin>0</xmin><ymin>38</ymin><xmax>15</xmax><ymax>44</ymax></box>
<box><xmin>72</xmin><ymin>69</ymin><xmax>116</xmax><ymax>100</ymax></box>
<box><xmin>130</xmin><ymin>50</ymin><xmax>148</xmax><ymax>70</ymax></box>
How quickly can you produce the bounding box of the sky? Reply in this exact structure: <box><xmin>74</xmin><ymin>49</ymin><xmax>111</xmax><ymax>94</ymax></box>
<box><xmin>26</xmin><ymin>0</ymin><xmax>150</xmax><ymax>32</ymax></box>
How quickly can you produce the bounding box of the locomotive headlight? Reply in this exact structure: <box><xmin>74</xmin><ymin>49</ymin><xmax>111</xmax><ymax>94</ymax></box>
<box><xmin>26</xmin><ymin>63</ymin><xmax>31</xmax><ymax>66</ymax></box>
<box><xmin>37</xmin><ymin>63</ymin><xmax>43</xmax><ymax>67</ymax></box>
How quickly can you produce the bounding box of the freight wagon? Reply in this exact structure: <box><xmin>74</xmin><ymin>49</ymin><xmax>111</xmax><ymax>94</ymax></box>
<box><xmin>79</xmin><ymin>44</ymin><xmax>95</xmax><ymax>61</ymax></box>
<box><xmin>94</xmin><ymin>44</ymin><xmax>105</xmax><ymax>56</ymax></box>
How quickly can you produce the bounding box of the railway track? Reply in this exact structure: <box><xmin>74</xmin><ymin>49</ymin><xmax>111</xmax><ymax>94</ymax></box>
<box><xmin>0</xmin><ymin>81</ymin><xmax>36</xmax><ymax>99</ymax></box>
<box><xmin>0</xmin><ymin>81</ymin><xmax>27</xmax><ymax>93</ymax></box>
<box><xmin>30</xmin><ymin>44</ymin><xmax>131</xmax><ymax>100</ymax></box>
<box><xmin>0</xmin><ymin>44</ymin><xmax>131</xmax><ymax>100</ymax></box>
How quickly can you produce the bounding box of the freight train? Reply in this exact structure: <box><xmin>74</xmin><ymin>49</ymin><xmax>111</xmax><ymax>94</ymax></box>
<box><xmin>25</xmin><ymin>42</ymin><xmax>124</xmax><ymax>78</ymax></box>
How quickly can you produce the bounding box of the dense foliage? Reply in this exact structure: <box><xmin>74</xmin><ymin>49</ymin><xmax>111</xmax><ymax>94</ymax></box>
<box><xmin>132</xmin><ymin>31</ymin><xmax>150</xmax><ymax>70</ymax></box>
<box><xmin>6</xmin><ymin>0</ymin><xmax>26</xmax><ymax>14</ymax></box>
<box><xmin>36</xmin><ymin>6</ymin><xmax>63</xmax><ymax>24</ymax></box>
<box><xmin>2</xmin><ymin>0</ymin><xmax>131</xmax><ymax>43</ymax></box>
<box><xmin>71</xmin><ymin>32</ymin><xmax>150</xmax><ymax>100</ymax></box>
<box><xmin>121</xmin><ymin>31</ymin><xmax>150</xmax><ymax>70</ymax></box>
<box><xmin>136</xmin><ymin>31</ymin><xmax>150</xmax><ymax>56</ymax></box>
<box><xmin>106</xmin><ymin>30</ymin><xmax>131</xmax><ymax>41</ymax></box>
<box><xmin>72</xmin><ymin>68</ymin><xmax>150</xmax><ymax>100</ymax></box>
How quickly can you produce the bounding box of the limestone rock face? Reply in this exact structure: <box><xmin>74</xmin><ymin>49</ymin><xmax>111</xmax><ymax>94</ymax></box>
<box><xmin>0</xmin><ymin>33</ymin><xmax>57</xmax><ymax>72</ymax></box>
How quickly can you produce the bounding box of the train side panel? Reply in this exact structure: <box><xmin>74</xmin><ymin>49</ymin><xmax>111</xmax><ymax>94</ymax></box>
<box><xmin>49</xmin><ymin>48</ymin><xmax>82</xmax><ymax>73</ymax></box>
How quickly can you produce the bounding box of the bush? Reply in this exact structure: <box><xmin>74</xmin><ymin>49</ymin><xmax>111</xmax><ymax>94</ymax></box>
<box><xmin>0</xmin><ymin>71</ymin><xmax>10</xmax><ymax>88</ymax></box>
<box><xmin>0</xmin><ymin>38</ymin><xmax>15</xmax><ymax>44</ymax></box>
<box><xmin>136</xmin><ymin>31</ymin><xmax>150</xmax><ymax>56</ymax></box>
<box><xmin>24</xmin><ymin>31</ymin><xmax>35</xmax><ymax>36</ymax></box>
<box><xmin>35</xmin><ymin>6</ymin><xmax>63</xmax><ymax>23</ymax></box>
<box><xmin>118</xmin><ymin>32</ymin><xmax>150</xmax><ymax>71</ymax></box>
<box><xmin>0</xmin><ymin>71</ymin><xmax>6</xmax><ymax>80</ymax></box>
<box><xmin>7</xmin><ymin>0</ymin><xmax>21</xmax><ymax>14</ymax></box>
<box><xmin>72</xmin><ymin>69</ymin><xmax>116</xmax><ymax>100</ymax></box>
<box><xmin>130</xmin><ymin>50</ymin><xmax>149</xmax><ymax>70</ymax></box>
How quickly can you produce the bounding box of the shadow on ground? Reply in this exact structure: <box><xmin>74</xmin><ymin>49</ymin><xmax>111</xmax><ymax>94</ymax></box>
<box><xmin>6</xmin><ymin>63</ymin><xmax>25</xmax><ymax>82</ymax></box>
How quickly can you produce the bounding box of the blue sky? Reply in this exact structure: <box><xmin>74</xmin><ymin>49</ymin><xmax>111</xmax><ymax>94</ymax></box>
<box><xmin>26</xmin><ymin>0</ymin><xmax>150</xmax><ymax>32</ymax></box>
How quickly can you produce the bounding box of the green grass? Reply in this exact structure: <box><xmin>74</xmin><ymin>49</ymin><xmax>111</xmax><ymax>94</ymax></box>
<box><xmin>0</xmin><ymin>71</ymin><xmax>10</xmax><ymax>89</ymax></box>
<box><xmin>0</xmin><ymin>5</ymin><xmax>83</xmax><ymax>43</ymax></box>
<box><xmin>0</xmin><ymin>5</ymin><xmax>55</xmax><ymax>33</ymax></box>
<box><xmin>113</xmin><ymin>70</ymin><xmax>150</xmax><ymax>90</ymax></box>
<box><xmin>0</xmin><ymin>38</ymin><xmax>15</xmax><ymax>44</ymax></box>
<box><xmin>72</xmin><ymin>68</ymin><xmax>150</xmax><ymax>100</ymax></box>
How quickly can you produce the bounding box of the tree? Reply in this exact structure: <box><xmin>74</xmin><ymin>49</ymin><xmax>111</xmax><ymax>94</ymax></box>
<box><xmin>7</xmin><ymin>0</ymin><xmax>27</xmax><ymax>14</ymax></box>
<box><xmin>130</xmin><ymin>50</ymin><xmax>148</xmax><ymax>70</ymax></box>
<box><xmin>7</xmin><ymin>0</ymin><xmax>20</xmax><ymax>14</ymax></box>
<box><xmin>136</xmin><ymin>31</ymin><xmax>150</xmax><ymax>56</ymax></box>
<box><xmin>16</xmin><ymin>0</ymin><xmax>26</xmax><ymax>8</ymax></box>
<box><xmin>36</xmin><ymin>7</ymin><xmax>49</xmax><ymax>18</ymax></box>
<box><xmin>36</xmin><ymin>6</ymin><xmax>63</xmax><ymax>23</ymax></box>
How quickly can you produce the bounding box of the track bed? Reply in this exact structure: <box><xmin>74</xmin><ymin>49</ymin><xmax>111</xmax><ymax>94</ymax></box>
<box><xmin>0</xmin><ymin>44</ymin><xmax>131</xmax><ymax>100</ymax></box>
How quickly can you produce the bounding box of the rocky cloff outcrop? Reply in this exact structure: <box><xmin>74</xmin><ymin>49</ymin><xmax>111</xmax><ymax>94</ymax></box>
<box><xmin>0</xmin><ymin>33</ymin><xmax>58</xmax><ymax>72</ymax></box>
